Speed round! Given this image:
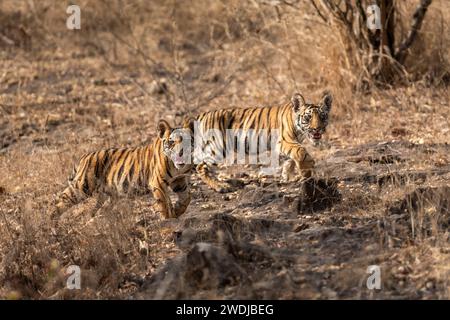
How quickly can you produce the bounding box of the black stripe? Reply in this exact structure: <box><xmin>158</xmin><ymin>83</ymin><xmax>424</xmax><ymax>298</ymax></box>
<box><xmin>82</xmin><ymin>178</ymin><xmax>90</xmax><ymax>195</ymax></box>
<box><xmin>101</xmin><ymin>151</ymin><xmax>110</xmax><ymax>183</ymax></box>
<box><xmin>93</xmin><ymin>152</ymin><xmax>102</xmax><ymax>180</ymax></box>
<box><xmin>123</xmin><ymin>177</ymin><xmax>129</xmax><ymax>192</ymax></box>
<box><xmin>116</xmin><ymin>162</ymin><xmax>126</xmax><ymax>182</ymax></box>
<box><xmin>129</xmin><ymin>162</ymin><xmax>135</xmax><ymax>182</ymax></box>
<box><xmin>83</xmin><ymin>154</ymin><xmax>94</xmax><ymax>193</ymax></box>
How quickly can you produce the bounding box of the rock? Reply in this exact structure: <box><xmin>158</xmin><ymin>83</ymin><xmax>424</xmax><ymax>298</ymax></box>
<box><xmin>184</xmin><ymin>242</ymin><xmax>244</xmax><ymax>289</ymax></box>
<box><xmin>297</xmin><ymin>178</ymin><xmax>341</xmax><ymax>213</ymax></box>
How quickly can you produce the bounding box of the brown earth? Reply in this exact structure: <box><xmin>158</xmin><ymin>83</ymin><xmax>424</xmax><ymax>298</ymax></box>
<box><xmin>0</xmin><ymin>0</ymin><xmax>449</xmax><ymax>299</ymax></box>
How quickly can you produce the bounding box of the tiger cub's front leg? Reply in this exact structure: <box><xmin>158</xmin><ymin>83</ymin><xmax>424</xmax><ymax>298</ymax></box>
<box><xmin>281</xmin><ymin>142</ymin><xmax>315</xmax><ymax>181</ymax></box>
<box><xmin>281</xmin><ymin>159</ymin><xmax>296</xmax><ymax>182</ymax></box>
<box><xmin>170</xmin><ymin>176</ymin><xmax>191</xmax><ymax>218</ymax></box>
<box><xmin>151</xmin><ymin>181</ymin><xmax>175</xmax><ymax>219</ymax></box>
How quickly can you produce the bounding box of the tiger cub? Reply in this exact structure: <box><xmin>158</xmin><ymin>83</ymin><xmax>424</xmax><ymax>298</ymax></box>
<box><xmin>53</xmin><ymin>119</ymin><xmax>195</xmax><ymax>219</ymax></box>
<box><xmin>194</xmin><ymin>92</ymin><xmax>332</xmax><ymax>192</ymax></box>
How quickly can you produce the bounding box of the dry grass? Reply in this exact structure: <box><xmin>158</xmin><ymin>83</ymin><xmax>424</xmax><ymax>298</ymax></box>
<box><xmin>0</xmin><ymin>0</ymin><xmax>449</xmax><ymax>299</ymax></box>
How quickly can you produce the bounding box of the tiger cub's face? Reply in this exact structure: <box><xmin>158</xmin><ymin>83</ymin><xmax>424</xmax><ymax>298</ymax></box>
<box><xmin>291</xmin><ymin>92</ymin><xmax>333</xmax><ymax>146</ymax></box>
<box><xmin>158</xmin><ymin>118</ymin><xmax>195</xmax><ymax>170</ymax></box>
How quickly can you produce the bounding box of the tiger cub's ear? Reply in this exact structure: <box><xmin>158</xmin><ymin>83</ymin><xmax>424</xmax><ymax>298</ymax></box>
<box><xmin>182</xmin><ymin>117</ymin><xmax>195</xmax><ymax>133</ymax></box>
<box><xmin>157</xmin><ymin>120</ymin><xmax>171</xmax><ymax>139</ymax></box>
<box><xmin>321</xmin><ymin>91</ymin><xmax>333</xmax><ymax>113</ymax></box>
<box><xmin>291</xmin><ymin>93</ymin><xmax>305</xmax><ymax>112</ymax></box>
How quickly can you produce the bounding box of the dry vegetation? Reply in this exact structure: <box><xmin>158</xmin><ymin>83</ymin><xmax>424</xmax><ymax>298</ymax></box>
<box><xmin>0</xmin><ymin>0</ymin><xmax>449</xmax><ymax>299</ymax></box>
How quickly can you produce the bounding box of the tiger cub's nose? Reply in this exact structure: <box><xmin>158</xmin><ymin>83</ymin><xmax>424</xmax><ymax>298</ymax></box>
<box><xmin>310</xmin><ymin>111</ymin><xmax>320</xmax><ymax>129</ymax></box>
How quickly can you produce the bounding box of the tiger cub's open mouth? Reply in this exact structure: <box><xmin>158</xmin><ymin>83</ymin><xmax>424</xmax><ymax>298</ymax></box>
<box><xmin>309</xmin><ymin>130</ymin><xmax>322</xmax><ymax>141</ymax></box>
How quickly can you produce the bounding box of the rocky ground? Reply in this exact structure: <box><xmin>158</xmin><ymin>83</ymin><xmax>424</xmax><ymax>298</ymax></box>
<box><xmin>137</xmin><ymin>141</ymin><xmax>450</xmax><ymax>299</ymax></box>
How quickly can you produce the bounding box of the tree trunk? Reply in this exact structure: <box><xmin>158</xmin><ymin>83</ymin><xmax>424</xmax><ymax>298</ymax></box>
<box><xmin>310</xmin><ymin>0</ymin><xmax>433</xmax><ymax>89</ymax></box>
<box><xmin>372</xmin><ymin>0</ymin><xmax>396</xmax><ymax>83</ymax></box>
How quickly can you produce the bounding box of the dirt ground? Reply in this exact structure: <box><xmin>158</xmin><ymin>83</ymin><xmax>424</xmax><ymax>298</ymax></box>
<box><xmin>0</xmin><ymin>0</ymin><xmax>449</xmax><ymax>299</ymax></box>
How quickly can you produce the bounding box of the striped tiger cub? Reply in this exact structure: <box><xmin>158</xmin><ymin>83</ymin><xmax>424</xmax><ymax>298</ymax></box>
<box><xmin>53</xmin><ymin>118</ymin><xmax>195</xmax><ymax>219</ymax></box>
<box><xmin>194</xmin><ymin>92</ymin><xmax>333</xmax><ymax>192</ymax></box>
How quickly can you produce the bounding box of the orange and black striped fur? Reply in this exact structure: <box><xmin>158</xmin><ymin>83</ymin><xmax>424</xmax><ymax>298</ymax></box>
<box><xmin>194</xmin><ymin>92</ymin><xmax>332</xmax><ymax>192</ymax></box>
<box><xmin>54</xmin><ymin>119</ymin><xmax>195</xmax><ymax>219</ymax></box>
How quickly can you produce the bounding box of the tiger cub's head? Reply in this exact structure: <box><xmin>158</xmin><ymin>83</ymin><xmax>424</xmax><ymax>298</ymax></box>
<box><xmin>291</xmin><ymin>91</ymin><xmax>332</xmax><ymax>146</ymax></box>
<box><xmin>158</xmin><ymin>118</ymin><xmax>195</xmax><ymax>169</ymax></box>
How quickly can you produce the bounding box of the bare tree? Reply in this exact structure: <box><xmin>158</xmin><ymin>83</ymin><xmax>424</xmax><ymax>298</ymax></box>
<box><xmin>309</xmin><ymin>0</ymin><xmax>433</xmax><ymax>88</ymax></box>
